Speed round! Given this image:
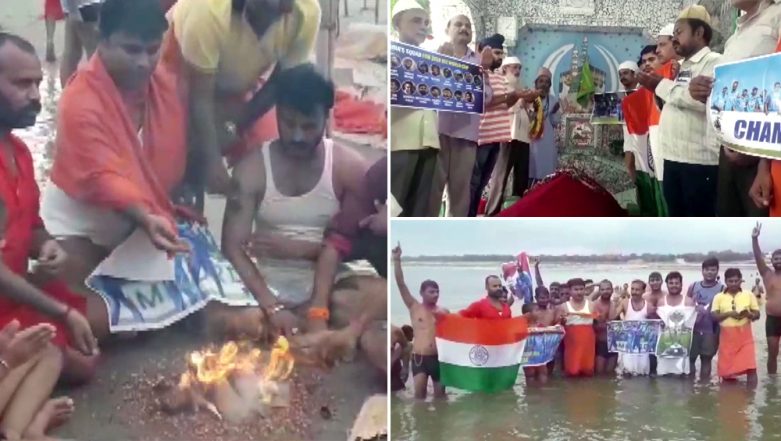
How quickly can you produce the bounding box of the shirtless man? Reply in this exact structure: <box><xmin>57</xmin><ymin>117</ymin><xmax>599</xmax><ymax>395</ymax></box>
<box><xmin>522</xmin><ymin>287</ymin><xmax>562</xmax><ymax>382</ymax></box>
<box><xmin>593</xmin><ymin>280</ymin><xmax>618</xmax><ymax>375</ymax></box>
<box><xmin>644</xmin><ymin>271</ymin><xmax>667</xmax><ymax>308</ymax></box>
<box><xmin>393</xmin><ymin>243</ymin><xmax>447</xmax><ymax>399</ymax></box>
<box><xmin>752</xmin><ymin>222</ymin><xmax>781</xmax><ymax>374</ymax></box>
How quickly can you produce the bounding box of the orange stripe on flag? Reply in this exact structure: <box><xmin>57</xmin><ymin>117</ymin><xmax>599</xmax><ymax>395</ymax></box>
<box><xmin>436</xmin><ymin>315</ymin><xmax>528</xmax><ymax>346</ymax></box>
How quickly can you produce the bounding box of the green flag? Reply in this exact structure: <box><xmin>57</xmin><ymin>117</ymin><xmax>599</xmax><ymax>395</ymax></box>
<box><xmin>577</xmin><ymin>61</ymin><xmax>595</xmax><ymax>107</ymax></box>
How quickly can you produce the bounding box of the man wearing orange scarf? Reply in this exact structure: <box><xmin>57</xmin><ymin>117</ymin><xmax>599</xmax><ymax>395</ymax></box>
<box><xmin>41</xmin><ymin>0</ymin><xmax>189</xmax><ymax>341</ymax></box>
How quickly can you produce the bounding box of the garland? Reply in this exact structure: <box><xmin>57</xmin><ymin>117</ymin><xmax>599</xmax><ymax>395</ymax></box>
<box><xmin>528</xmin><ymin>96</ymin><xmax>544</xmax><ymax>140</ymax></box>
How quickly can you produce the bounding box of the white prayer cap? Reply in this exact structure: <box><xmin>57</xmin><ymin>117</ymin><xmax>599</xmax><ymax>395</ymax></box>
<box><xmin>657</xmin><ymin>23</ymin><xmax>675</xmax><ymax>37</ymax></box>
<box><xmin>392</xmin><ymin>0</ymin><xmax>426</xmax><ymax>20</ymax></box>
<box><xmin>501</xmin><ymin>56</ymin><xmax>521</xmax><ymax>68</ymax></box>
<box><xmin>618</xmin><ymin>61</ymin><xmax>639</xmax><ymax>73</ymax></box>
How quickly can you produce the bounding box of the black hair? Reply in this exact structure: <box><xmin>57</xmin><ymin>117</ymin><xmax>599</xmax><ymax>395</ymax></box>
<box><xmin>521</xmin><ymin>303</ymin><xmax>536</xmax><ymax>314</ymax></box>
<box><xmin>665</xmin><ymin>271</ymin><xmax>683</xmax><ymax>283</ymax></box>
<box><xmin>401</xmin><ymin>325</ymin><xmax>414</xmax><ymax>341</ymax></box>
<box><xmin>567</xmin><ymin>278</ymin><xmax>585</xmax><ymax>288</ymax></box>
<box><xmin>99</xmin><ymin>0</ymin><xmax>168</xmax><ymax>41</ymax></box>
<box><xmin>649</xmin><ymin>271</ymin><xmax>662</xmax><ymax>280</ymax></box>
<box><xmin>702</xmin><ymin>257</ymin><xmax>719</xmax><ymax>270</ymax></box>
<box><xmin>420</xmin><ymin>280</ymin><xmax>439</xmax><ymax>292</ymax></box>
<box><xmin>550</xmin><ymin>282</ymin><xmax>560</xmax><ymax>288</ymax></box>
<box><xmin>599</xmin><ymin>279</ymin><xmax>613</xmax><ymax>288</ymax></box>
<box><xmin>772</xmin><ymin>249</ymin><xmax>781</xmax><ymax>257</ymax></box>
<box><xmin>535</xmin><ymin>286</ymin><xmax>550</xmax><ymax>298</ymax></box>
<box><xmin>682</xmin><ymin>18</ymin><xmax>713</xmax><ymax>45</ymax></box>
<box><xmin>724</xmin><ymin>268</ymin><xmax>742</xmax><ymax>280</ymax></box>
<box><xmin>639</xmin><ymin>44</ymin><xmax>657</xmax><ymax>64</ymax></box>
<box><xmin>276</xmin><ymin>63</ymin><xmax>335</xmax><ymax>115</ymax></box>
<box><xmin>0</xmin><ymin>32</ymin><xmax>36</xmax><ymax>55</ymax></box>
<box><xmin>631</xmin><ymin>279</ymin><xmax>647</xmax><ymax>290</ymax></box>
<box><xmin>485</xmin><ymin>275</ymin><xmax>500</xmax><ymax>286</ymax></box>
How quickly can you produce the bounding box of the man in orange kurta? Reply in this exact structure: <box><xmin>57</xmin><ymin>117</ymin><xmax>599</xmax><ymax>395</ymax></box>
<box><xmin>41</xmin><ymin>0</ymin><xmax>189</xmax><ymax>340</ymax></box>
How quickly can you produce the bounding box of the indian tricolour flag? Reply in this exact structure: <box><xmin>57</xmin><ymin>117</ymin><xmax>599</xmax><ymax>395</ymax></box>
<box><xmin>436</xmin><ymin>315</ymin><xmax>528</xmax><ymax>393</ymax></box>
<box><xmin>622</xmin><ymin>88</ymin><xmax>666</xmax><ymax>216</ymax></box>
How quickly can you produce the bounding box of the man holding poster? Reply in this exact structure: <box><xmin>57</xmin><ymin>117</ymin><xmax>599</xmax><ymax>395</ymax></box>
<box><xmin>389</xmin><ymin>0</ymin><xmax>440</xmax><ymax>217</ymax></box>
<box><xmin>432</xmin><ymin>14</ymin><xmax>492</xmax><ymax>217</ymax></box>
<box><xmin>688</xmin><ymin>0</ymin><xmax>781</xmax><ymax>216</ymax></box>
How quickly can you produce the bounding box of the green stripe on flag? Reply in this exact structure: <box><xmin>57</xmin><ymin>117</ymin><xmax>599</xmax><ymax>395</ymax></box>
<box><xmin>439</xmin><ymin>363</ymin><xmax>520</xmax><ymax>393</ymax></box>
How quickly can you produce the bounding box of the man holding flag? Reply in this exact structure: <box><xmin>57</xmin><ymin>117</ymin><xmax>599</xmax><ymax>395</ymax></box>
<box><xmin>622</xmin><ymin>56</ymin><xmax>666</xmax><ymax>216</ymax></box>
<box><xmin>637</xmin><ymin>5</ymin><xmax>721</xmax><ymax>216</ymax></box>
<box><xmin>434</xmin><ymin>285</ymin><xmax>528</xmax><ymax>392</ymax></box>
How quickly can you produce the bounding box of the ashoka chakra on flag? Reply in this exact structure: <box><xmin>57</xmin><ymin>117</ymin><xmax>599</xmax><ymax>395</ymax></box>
<box><xmin>435</xmin><ymin>315</ymin><xmax>529</xmax><ymax>393</ymax></box>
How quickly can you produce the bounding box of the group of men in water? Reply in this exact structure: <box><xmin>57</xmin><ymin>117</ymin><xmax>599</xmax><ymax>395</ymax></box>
<box><xmin>392</xmin><ymin>223</ymin><xmax>781</xmax><ymax>398</ymax></box>
<box><xmin>0</xmin><ymin>0</ymin><xmax>387</xmax><ymax>438</ymax></box>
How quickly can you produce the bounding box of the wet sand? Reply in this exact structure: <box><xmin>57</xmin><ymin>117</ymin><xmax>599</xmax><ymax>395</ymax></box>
<box><xmin>1</xmin><ymin>1</ymin><xmax>388</xmax><ymax>439</ymax></box>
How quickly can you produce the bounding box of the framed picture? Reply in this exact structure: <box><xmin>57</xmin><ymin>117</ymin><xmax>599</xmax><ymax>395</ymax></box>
<box><xmin>563</xmin><ymin>114</ymin><xmax>599</xmax><ymax>149</ymax></box>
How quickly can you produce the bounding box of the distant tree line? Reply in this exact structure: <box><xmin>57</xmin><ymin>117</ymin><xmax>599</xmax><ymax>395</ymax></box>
<box><xmin>404</xmin><ymin>250</ymin><xmax>757</xmax><ymax>264</ymax></box>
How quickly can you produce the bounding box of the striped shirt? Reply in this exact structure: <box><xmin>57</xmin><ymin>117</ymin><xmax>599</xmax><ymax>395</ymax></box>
<box><xmin>656</xmin><ymin>46</ymin><xmax>722</xmax><ymax>166</ymax></box>
<box><xmin>479</xmin><ymin>71</ymin><xmax>512</xmax><ymax>145</ymax></box>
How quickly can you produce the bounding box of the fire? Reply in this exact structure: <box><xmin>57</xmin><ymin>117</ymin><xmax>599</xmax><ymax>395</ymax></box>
<box><xmin>166</xmin><ymin>336</ymin><xmax>296</xmax><ymax>420</ymax></box>
<box><xmin>185</xmin><ymin>336</ymin><xmax>295</xmax><ymax>386</ymax></box>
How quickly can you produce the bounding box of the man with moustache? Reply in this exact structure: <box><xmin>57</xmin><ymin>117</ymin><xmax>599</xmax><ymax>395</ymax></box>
<box><xmin>656</xmin><ymin>272</ymin><xmax>696</xmax><ymax>376</ymax></box>
<box><xmin>484</xmin><ymin>57</ymin><xmax>539</xmax><ymax>215</ymax></box>
<box><xmin>637</xmin><ymin>6</ymin><xmax>721</xmax><ymax>216</ymax></box>
<box><xmin>393</xmin><ymin>243</ymin><xmax>449</xmax><ymax>399</ymax></box>
<box><xmin>0</xmin><ymin>33</ymin><xmax>99</xmax><ymax>386</ymax></box>
<box><xmin>460</xmin><ymin>275</ymin><xmax>512</xmax><ymax>319</ymax></box>
<box><xmin>646</xmin><ymin>24</ymin><xmax>682</xmax><ymax>188</ymax></box>
<box><xmin>471</xmin><ymin>34</ymin><xmax>518</xmax><ymax>217</ymax></box>
<box><xmin>390</xmin><ymin>0</ymin><xmax>440</xmax><ymax>217</ymax></box>
<box><xmin>621</xmin><ymin>57</ymin><xmax>665</xmax><ymax>216</ymax></box>
<box><xmin>706</xmin><ymin>0</ymin><xmax>781</xmax><ymax>217</ymax></box>
<box><xmin>432</xmin><ymin>15</ymin><xmax>494</xmax><ymax>217</ymax></box>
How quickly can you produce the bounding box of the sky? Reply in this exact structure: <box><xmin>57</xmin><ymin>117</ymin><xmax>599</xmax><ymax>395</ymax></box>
<box><xmin>390</xmin><ymin>218</ymin><xmax>781</xmax><ymax>256</ymax></box>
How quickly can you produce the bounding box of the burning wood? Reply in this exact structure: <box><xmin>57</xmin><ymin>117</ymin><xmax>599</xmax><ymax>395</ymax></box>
<box><xmin>159</xmin><ymin>336</ymin><xmax>296</xmax><ymax>423</ymax></box>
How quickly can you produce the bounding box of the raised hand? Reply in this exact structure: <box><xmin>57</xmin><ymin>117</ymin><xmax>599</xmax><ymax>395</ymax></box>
<box><xmin>753</xmin><ymin>222</ymin><xmax>762</xmax><ymax>239</ymax></box>
<box><xmin>392</xmin><ymin>242</ymin><xmax>402</xmax><ymax>261</ymax></box>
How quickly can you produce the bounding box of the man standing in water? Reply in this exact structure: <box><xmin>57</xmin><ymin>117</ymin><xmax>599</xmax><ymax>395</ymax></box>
<box><xmin>645</xmin><ymin>271</ymin><xmax>667</xmax><ymax>307</ymax></box>
<box><xmin>687</xmin><ymin>257</ymin><xmax>723</xmax><ymax>382</ymax></box>
<box><xmin>593</xmin><ymin>280</ymin><xmax>618</xmax><ymax>375</ymax></box>
<box><xmin>460</xmin><ymin>275</ymin><xmax>512</xmax><ymax>319</ymax></box>
<box><xmin>558</xmin><ymin>278</ymin><xmax>595</xmax><ymax>377</ymax></box>
<box><xmin>752</xmin><ymin>222</ymin><xmax>781</xmax><ymax>374</ymax></box>
<box><xmin>393</xmin><ymin>243</ymin><xmax>448</xmax><ymax>399</ymax></box>
<box><xmin>656</xmin><ymin>272</ymin><xmax>695</xmax><ymax>376</ymax></box>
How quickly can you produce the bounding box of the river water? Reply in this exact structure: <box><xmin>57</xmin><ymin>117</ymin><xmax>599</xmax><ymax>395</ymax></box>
<box><xmin>391</xmin><ymin>262</ymin><xmax>780</xmax><ymax>441</ymax></box>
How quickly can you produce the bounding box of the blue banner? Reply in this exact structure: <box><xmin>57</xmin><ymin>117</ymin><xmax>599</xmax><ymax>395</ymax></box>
<box><xmin>390</xmin><ymin>41</ymin><xmax>484</xmax><ymax>114</ymax></box>
<box><xmin>710</xmin><ymin>53</ymin><xmax>781</xmax><ymax>159</ymax></box>
<box><xmin>87</xmin><ymin>224</ymin><xmax>256</xmax><ymax>332</ymax></box>
<box><xmin>607</xmin><ymin>320</ymin><xmax>662</xmax><ymax>354</ymax></box>
<box><xmin>520</xmin><ymin>326</ymin><xmax>564</xmax><ymax>367</ymax></box>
